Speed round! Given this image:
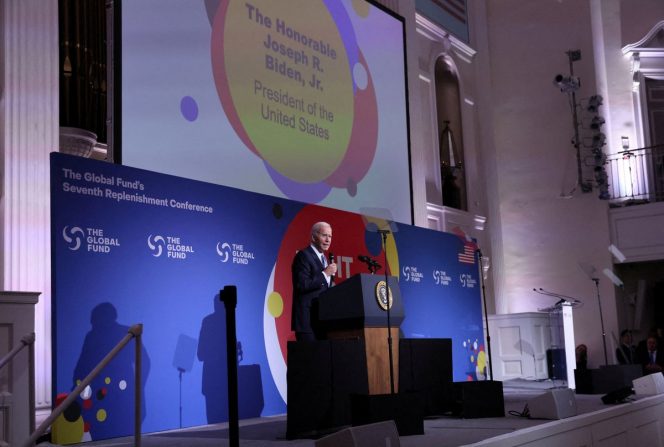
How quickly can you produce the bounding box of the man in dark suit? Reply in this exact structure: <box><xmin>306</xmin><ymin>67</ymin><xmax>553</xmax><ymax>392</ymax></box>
<box><xmin>291</xmin><ymin>221</ymin><xmax>337</xmax><ymax>341</ymax></box>
<box><xmin>637</xmin><ymin>334</ymin><xmax>664</xmax><ymax>375</ymax></box>
<box><xmin>616</xmin><ymin>329</ymin><xmax>636</xmax><ymax>365</ymax></box>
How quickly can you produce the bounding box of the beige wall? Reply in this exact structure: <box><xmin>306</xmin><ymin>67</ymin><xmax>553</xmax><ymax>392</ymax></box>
<box><xmin>475</xmin><ymin>0</ymin><xmax>620</xmax><ymax>366</ymax></box>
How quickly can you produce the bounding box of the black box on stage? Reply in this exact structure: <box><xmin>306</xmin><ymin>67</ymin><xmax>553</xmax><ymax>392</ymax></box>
<box><xmin>286</xmin><ymin>339</ymin><xmax>368</xmax><ymax>439</ymax></box>
<box><xmin>449</xmin><ymin>381</ymin><xmax>505</xmax><ymax>418</ymax></box>
<box><xmin>350</xmin><ymin>392</ymin><xmax>424</xmax><ymax>436</ymax></box>
<box><xmin>601</xmin><ymin>386</ymin><xmax>634</xmax><ymax>404</ymax></box>
<box><xmin>546</xmin><ymin>348</ymin><xmax>567</xmax><ymax>380</ymax></box>
<box><xmin>575</xmin><ymin>365</ymin><xmax>642</xmax><ymax>394</ymax></box>
<box><xmin>399</xmin><ymin>338</ymin><xmax>452</xmax><ymax>416</ymax></box>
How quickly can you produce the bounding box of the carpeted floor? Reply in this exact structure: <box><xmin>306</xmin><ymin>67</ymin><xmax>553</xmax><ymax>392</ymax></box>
<box><xmin>37</xmin><ymin>379</ymin><xmax>621</xmax><ymax>447</ymax></box>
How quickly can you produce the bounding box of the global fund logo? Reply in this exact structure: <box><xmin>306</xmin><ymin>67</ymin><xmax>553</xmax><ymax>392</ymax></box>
<box><xmin>216</xmin><ymin>241</ymin><xmax>255</xmax><ymax>265</ymax></box>
<box><xmin>147</xmin><ymin>234</ymin><xmax>194</xmax><ymax>259</ymax></box>
<box><xmin>63</xmin><ymin>225</ymin><xmax>119</xmax><ymax>253</ymax></box>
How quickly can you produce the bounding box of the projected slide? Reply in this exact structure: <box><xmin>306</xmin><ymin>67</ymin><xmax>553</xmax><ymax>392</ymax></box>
<box><xmin>122</xmin><ymin>0</ymin><xmax>412</xmax><ymax>224</ymax></box>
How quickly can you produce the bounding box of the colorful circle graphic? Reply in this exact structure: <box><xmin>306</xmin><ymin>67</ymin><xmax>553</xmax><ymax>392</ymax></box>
<box><xmin>211</xmin><ymin>0</ymin><xmax>379</xmax><ymax>199</ymax></box>
<box><xmin>263</xmin><ymin>205</ymin><xmax>399</xmax><ymax>401</ymax></box>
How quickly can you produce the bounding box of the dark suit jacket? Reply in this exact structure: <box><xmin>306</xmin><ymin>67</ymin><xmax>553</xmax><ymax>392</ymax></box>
<box><xmin>636</xmin><ymin>346</ymin><xmax>664</xmax><ymax>374</ymax></box>
<box><xmin>291</xmin><ymin>246</ymin><xmax>329</xmax><ymax>334</ymax></box>
<box><xmin>616</xmin><ymin>344</ymin><xmax>636</xmax><ymax>364</ymax></box>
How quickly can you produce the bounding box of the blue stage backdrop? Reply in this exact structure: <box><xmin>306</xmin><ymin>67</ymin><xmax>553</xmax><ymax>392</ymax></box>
<box><xmin>50</xmin><ymin>153</ymin><xmax>485</xmax><ymax>442</ymax></box>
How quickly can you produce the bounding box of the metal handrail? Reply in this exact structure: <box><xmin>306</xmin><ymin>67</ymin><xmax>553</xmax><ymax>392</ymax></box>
<box><xmin>23</xmin><ymin>324</ymin><xmax>143</xmax><ymax>447</ymax></box>
<box><xmin>0</xmin><ymin>333</ymin><xmax>36</xmax><ymax>435</ymax></box>
<box><xmin>0</xmin><ymin>332</ymin><xmax>34</xmax><ymax>371</ymax></box>
<box><xmin>607</xmin><ymin>143</ymin><xmax>664</xmax><ymax>204</ymax></box>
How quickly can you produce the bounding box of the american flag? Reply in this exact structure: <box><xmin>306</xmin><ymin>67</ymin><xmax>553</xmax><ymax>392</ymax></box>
<box><xmin>450</xmin><ymin>226</ymin><xmax>478</xmax><ymax>265</ymax></box>
<box><xmin>458</xmin><ymin>243</ymin><xmax>476</xmax><ymax>264</ymax></box>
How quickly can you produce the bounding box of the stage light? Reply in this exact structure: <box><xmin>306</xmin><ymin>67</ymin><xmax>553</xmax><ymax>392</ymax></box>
<box><xmin>587</xmin><ymin>95</ymin><xmax>603</xmax><ymax>113</ymax></box>
<box><xmin>567</xmin><ymin>49</ymin><xmax>582</xmax><ymax>61</ymax></box>
<box><xmin>592</xmin><ymin>132</ymin><xmax>606</xmax><ymax>147</ymax></box>
<box><xmin>590</xmin><ymin>116</ymin><xmax>605</xmax><ymax>130</ymax></box>
<box><xmin>553</xmin><ymin>74</ymin><xmax>580</xmax><ymax>93</ymax></box>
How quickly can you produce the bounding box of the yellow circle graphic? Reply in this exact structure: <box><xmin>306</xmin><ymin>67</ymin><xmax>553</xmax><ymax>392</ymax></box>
<box><xmin>96</xmin><ymin>409</ymin><xmax>107</xmax><ymax>422</ymax></box>
<box><xmin>477</xmin><ymin>350</ymin><xmax>487</xmax><ymax>371</ymax></box>
<box><xmin>268</xmin><ymin>291</ymin><xmax>284</xmax><ymax>318</ymax></box>
<box><xmin>52</xmin><ymin>414</ymin><xmax>83</xmax><ymax>444</ymax></box>
<box><xmin>223</xmin><ymin>0</ymin><xmax>353</xmax><ymax>183</ymax></box>
<box><xmin>352</xmin><ymin>0</ymin><xmax>370</xmax><ymax>17</ymax></box>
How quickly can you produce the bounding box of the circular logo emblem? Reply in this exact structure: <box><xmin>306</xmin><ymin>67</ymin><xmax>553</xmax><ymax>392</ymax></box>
<box><xmin>374</xmin><ymin>280</ymin><xmax>393</xmax><ymax>311</ymax></box>
<box><xmin>216</xmin><ymin>242</ymin><xmax>231</xmax><ymax>263</ymax></box>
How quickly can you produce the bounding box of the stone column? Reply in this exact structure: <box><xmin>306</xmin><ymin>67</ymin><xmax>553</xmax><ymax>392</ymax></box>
<box><xmin>0</xmin><ymin>0</ymin><xmax>58</xmax><ymax>420</ymax></box>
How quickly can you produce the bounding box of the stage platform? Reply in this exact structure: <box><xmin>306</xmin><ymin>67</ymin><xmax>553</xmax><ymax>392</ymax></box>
<box><xmin>37</xmin><ymin>379</ymin><xmax>664</xmax><ymax>447</ymax></box>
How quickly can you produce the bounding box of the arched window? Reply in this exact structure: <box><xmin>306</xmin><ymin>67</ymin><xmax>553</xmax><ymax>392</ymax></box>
<box><xmin>434</xmin><ymin>57</ymin><xmax>466</xmax><ymax>210</ymax></box>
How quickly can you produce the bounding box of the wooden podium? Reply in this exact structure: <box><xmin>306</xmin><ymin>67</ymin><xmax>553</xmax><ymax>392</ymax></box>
<box><xmin>318</xmin><ymin>273</ymin><xmax>404</xmax><ymax>395</ymax></box>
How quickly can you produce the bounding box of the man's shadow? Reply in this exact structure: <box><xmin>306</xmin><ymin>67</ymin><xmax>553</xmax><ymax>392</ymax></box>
<box><xmin>73</xmin><ymin>302</ymin><xmax>150</xmax><ymax>440</ymax></box>
<box><xmin>197</xmin><ymin>295</ymin><xmax>264</xmax><ymax>424</ymax></box>
<box><xmin>197</xmin><ymin>295</ymin><xmax>230</xmax><ymax>423</ymax></box>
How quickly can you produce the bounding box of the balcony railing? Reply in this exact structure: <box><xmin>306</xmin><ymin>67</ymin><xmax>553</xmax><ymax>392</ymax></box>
<box><xmin>606</xmin><ymin>144</ymin><xmax>664</xmax><ymax>205</ymax></box>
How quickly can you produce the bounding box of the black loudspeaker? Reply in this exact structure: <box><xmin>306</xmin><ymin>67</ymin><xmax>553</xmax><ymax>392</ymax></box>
<box><xmin>314</xmin><ymin>420</ymin><xmax>400</xmax><ymax>447</ymax></box>
<box><xmin>286</xmin><ymin>340</ymin><xmax>368</xmax><ymax>439</ymax></box>
<box><xmin>601</xmin><ymin>386</ymin><xmax>634</xmax><ymax>404</ymax></box>
<box><xmin>575</xmin><ymin>365</ymin><xmax>642</xmax><ymax>394</ymax></box>
<box><xmin>526</xmin><ymin>389</ymin><xmax>577</xmax><ymax>419</ymax></box>
<box><xmin>399</xmin><ymin>338</ymin><xmax>452</xmax><ymax>416</ymax></box>
<box><xmin>350</xmin><ymin>392</ymin><xmax>423</xmax><ymax>436</ymax></box>
<box><xmin>546</xmin><ymin>348</ymin><xmax>567</xmax><ymax>380</ymax></box>
<box><xmin>449</xmin><ymin>381</ymin><xmax>505</xmax><ymax>418</ymax></box>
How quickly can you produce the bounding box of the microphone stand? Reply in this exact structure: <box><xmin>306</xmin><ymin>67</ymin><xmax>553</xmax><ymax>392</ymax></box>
<box><xmin>477</xmin><ymin>250</ymin><xmax>493</xmax><ymax>380</ymax></box>
<box><xmin>593</xmin><ymin>278</ymin><xmax>609</xmax><ymax>366</ymax></box>
<box><xmin>378</xmin><ymin>229</ymin><xmax>395</xmax><ymax>395</ymax></box>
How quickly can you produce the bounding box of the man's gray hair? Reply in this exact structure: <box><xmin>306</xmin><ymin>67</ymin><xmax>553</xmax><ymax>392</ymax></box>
<box><xmin>311</xmin><ymin>221</ymin><xmax>331</xmax><ymax>237</ymax></box>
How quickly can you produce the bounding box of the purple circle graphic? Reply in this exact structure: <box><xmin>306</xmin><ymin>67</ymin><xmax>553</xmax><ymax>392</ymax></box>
<box><xmin>180</xmin><ymin>96</ymin><xmax>199</xmax><ymax>121</ymax></box>
<box><xmin>265</xmin><ymin>162</ymin><xmax>331</xmax><ymax>203</ymax></box>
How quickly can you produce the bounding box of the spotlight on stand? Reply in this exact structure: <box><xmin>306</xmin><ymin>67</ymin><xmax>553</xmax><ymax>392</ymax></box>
<box><xmin>590</xmin><ymin>116</ymin><xmax>605</xmax><ymax>130</ymax></box>
<box><xmin>553</xmin><ymin>74</ymin><xmax>580</xmax><ymax>93</ymax></box>
<box><xmin>592</xmin><ymin>132</ymin><xmax>607</xmax><ymax>147</ymax></box>
<box><xmin>586</xmin><ymin>95</ymin><xmax>603</xmax><ymax>113</ymax></box>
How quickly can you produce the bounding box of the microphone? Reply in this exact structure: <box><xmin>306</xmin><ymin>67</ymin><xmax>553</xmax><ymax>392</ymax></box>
<box><xmin>358</xmin><ymin>255</ymin><xmax>381</xmax><ymax>273</ymax></box>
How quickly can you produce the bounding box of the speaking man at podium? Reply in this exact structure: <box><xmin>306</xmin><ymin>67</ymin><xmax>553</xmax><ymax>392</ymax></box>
<box><xmin>291</xmin><ymin>221</ymin><xmax>337</xmax><ymax>341</ymax></box>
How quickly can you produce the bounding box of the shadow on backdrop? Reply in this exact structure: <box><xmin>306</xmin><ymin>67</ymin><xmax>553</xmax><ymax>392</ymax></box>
<box><xmin>197</xmin><ymin>294</ymin><xmax>265</xmax><ymax>424</ymax></box>
<box><xmin>73</xmin><ymin>302</ymin><xmax>151</xmax><ymax>441</ymax></box>
<box><xmin>198</xmin><ymin>295</ymin><xmax>230</xmax><ymax>423</ymax></box>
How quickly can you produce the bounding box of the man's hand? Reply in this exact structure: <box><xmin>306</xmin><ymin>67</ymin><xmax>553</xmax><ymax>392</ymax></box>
<box><xmin>324</xmin><ymin>262</ymin><xmax>337</xmax><ymax>277</ymax></box>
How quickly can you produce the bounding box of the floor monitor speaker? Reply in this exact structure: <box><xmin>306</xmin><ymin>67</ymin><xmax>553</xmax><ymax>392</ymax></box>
<box><xmin>314</xmin><ymin>420</ymin><xmax>400</xmax><ymax>447</ymax></box>
<box><xmin>633</xmin><ymin>373</ymin><xmax>664</xmax><ymax>396</ymax></box>
<box><xmin>351</xmin><ymin>393</ymin><xmax>423</xmax><ymax>436</ymax></box>
<box><xmin>526</xmin><ymin>388</ymin><xmax>577</xmax><ymax>420</ymax></box>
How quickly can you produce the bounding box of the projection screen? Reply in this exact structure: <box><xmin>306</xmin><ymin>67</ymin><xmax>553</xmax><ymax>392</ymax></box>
<box><xmin>120</xmin><ymin>0</ymin><xmax>413</xmax><ymax>224</ymax></box>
